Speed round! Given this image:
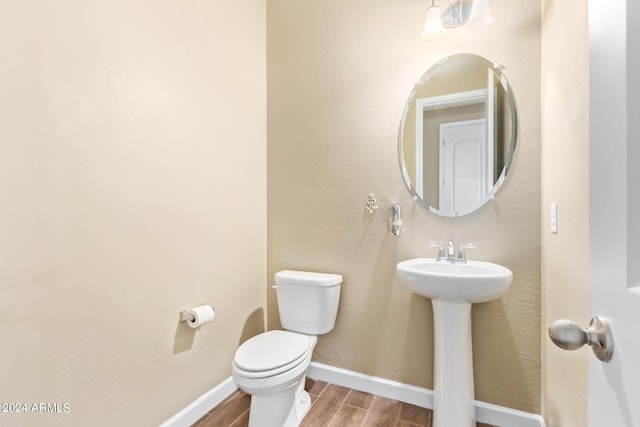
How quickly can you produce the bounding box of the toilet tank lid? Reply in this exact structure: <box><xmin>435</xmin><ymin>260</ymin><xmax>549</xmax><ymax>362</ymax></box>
<box><xmin>275</xmin><ymin>270</ymin><xmax>343</xmax><ymax>286</ymax></box>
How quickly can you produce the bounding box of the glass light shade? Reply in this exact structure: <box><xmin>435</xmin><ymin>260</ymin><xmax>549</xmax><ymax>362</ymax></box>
<box><xmin>421</xmin><ymin>5</ymin><xmax>446</xmax><ymax>41</ymax></box>
<box><xmin>466</xmin><ymin>0</ymin><xmax>493</xmax><ymax>30</ymax></box>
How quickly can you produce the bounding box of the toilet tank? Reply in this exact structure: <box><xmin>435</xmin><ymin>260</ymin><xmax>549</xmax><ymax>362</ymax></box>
<box><xmin>274</xmin><ymin>270</ymin><xmax>342</xmax><ymax>335</ymax></box>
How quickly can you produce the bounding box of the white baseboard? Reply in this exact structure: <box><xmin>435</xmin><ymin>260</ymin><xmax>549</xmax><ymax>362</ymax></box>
<box><xmin>307</xmin><ymin>362</ymin><xmax>546</xmax><ymax>427</ymax></box>
<box><xmin>159</xmin><ymin>377</ymin><xmax>237</xmax><ymax>427</ymax></box>
<box><xmin>307</xmin><ymin>362</ymin><xmax>434</xmax><ymax>409</ymax></box>
<box><xmin>161</xmin><ymin>362</ymin><xmax>546</xmax><ymax>427</ymax></box>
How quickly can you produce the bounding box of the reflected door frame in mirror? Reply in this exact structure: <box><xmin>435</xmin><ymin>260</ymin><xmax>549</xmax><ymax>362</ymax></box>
<box><xmin>398</xmin><ymin>53</ymin><xmax>518</xmax><ymax>217</ymax></box>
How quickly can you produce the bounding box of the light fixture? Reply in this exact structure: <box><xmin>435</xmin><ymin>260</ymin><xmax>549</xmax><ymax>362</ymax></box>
<box><xmin>421</xmin><ymin>0</ymin><xmax>493</xmax><ymax>41</ymax></box>
<box><xmin>421</xmin><ymin>1</ymin><xmax>446</xmax><ymax>42</ymax></box>
<box><xmin>466</xmin><ymin>0</ymin><xmax>494</xmax><ymax>30</ymax></box>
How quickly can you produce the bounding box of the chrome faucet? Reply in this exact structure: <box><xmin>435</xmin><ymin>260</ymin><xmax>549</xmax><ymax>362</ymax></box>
<box><xmin>429</xmin><ymin>241</ymin><xmax>476</xmax><ymax>263</ymax></box>
<box><xmin>447</xmin><ymin>240</ymin><xmax>455</xmax><ymax>260</ymax></box>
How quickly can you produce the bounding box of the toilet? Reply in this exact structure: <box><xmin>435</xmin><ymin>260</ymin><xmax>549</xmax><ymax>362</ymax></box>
<box><xmin>232</xmin><ymin>270</ymin><xmax>342</xmax><ymax>427</ymax></box>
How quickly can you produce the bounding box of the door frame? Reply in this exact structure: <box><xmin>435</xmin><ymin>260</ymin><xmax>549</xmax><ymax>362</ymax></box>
<box><xmin>414</xmin><ymin>88</ymin><xmax>489</xmax><ymax>198</ymax></box>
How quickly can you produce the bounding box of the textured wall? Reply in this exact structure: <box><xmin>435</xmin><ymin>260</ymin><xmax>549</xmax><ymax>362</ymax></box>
<box><xmin>268</xmin><ymin>0</ymin><xmax>541</xmax><ymax>414</ymax></box>
<box><xmin>0</xmin><ymin>1</ymin><xmax>266</xmax><ymax>426</ymax></box>
<box><xmin>541</xmin><ymin>0</ymin><xmax>589</xmax><ymax>425</ymax></box>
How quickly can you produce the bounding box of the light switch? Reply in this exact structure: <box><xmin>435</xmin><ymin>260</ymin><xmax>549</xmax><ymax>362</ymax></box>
<box><xmin>550</xmin><ymin>202</ymin><xmax>558</xmax><ymax>234</ymax></box>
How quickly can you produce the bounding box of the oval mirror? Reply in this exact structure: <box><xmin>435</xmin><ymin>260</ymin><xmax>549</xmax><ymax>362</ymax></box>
<box><xmin>398</xmin><ymin>54</ymin><xmax>518</xmax><ymax>217</ymax></box>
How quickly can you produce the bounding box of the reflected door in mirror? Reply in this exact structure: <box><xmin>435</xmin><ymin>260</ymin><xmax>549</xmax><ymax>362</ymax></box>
<box><xmin>439</xmin><ymin>119</ymin><xmax>487</xmax><ymax>213</ymax></box>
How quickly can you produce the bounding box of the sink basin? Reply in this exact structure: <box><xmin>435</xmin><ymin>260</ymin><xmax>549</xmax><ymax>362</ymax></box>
<box><xmin>396</xmin><ymin>257</ymin><xmax>513</xmax><ymax>303</ymax></box>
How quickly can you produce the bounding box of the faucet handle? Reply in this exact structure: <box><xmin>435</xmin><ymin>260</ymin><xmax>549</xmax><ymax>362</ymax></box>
<box><xmin>428</xmin><ymin>242</ymin><xmax>447</xmax><ymax>262</ymax></box>
<box><xmin>456</xmin><ymin>243</ymin><xmax>476</xmax><ymax>263</ymax></box>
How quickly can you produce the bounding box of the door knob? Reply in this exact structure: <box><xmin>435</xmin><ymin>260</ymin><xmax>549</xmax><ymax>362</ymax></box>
<box><xmin>548</xmin><ymin>316</ymin><xmax>613</xmax><ymax>362</ymax></box>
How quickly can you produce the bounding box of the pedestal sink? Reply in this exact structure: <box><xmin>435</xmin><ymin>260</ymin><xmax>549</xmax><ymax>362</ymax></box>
<box><xmin>396</xmin><ymin>258</ymin><xmax>513</xmax><ymax>427</ymax></box>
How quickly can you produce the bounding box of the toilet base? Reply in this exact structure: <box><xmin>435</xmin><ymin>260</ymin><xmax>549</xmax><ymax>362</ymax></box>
<box><xmin>233</xmin><ymin>333</ymin><xmax>319</xmax><ymax>427</ymax></box>
<box><xmin>247</xmin><ymin>378</ymin><xmax>311</xmax><ymax>427</ymax></box>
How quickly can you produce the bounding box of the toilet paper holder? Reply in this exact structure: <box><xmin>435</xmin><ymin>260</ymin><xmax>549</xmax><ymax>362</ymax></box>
<box><xmin>180</xmin><ymin>303</ymin><xmax>215</xmax><ymax>328</ymax></box>
<box><xmin>180</xmin><ymin>311</ymin><xmax>196</xmax><ymax>322</ymax></box>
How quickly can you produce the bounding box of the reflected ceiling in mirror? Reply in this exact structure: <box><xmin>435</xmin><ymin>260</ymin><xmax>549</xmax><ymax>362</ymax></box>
<box><xmin>398</xmin><ymin>54</ymin><xmax>518</xmax><ymax>217</ymax></box>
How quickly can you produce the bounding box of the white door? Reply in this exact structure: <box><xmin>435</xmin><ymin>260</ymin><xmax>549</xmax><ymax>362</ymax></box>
<box><xmin>438</xmin><ymin>119</ymin><xmax>486</xmax><ymax>214</ymax></box>
<box><xmin>589</xmin><ymin>0</ymin><xmax>640</xmax><ymax>425</ymax></box>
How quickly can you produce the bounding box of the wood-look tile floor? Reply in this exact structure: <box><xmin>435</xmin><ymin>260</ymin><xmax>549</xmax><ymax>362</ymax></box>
<box><xmin>193</xmin><ymin>378</ymin><xmax>497</xmax><ymax>427</ymax></box>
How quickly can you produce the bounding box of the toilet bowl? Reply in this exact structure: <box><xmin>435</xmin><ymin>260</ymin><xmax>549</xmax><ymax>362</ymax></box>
<box><xmin>232</xmin><ymin>270</ymin><xmax>342</xmax><ymax>427</ymax></box>
<box><xmin>233</xmin><ymin>331</ymin><xmax>317</xmax><ymax>427</ymax></box>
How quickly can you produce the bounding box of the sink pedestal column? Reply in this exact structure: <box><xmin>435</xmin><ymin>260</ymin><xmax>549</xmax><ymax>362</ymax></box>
<box><xmin>431</xmin><ymin>299</ymin><xmax>476</xmax><ymax>427</ymax></box>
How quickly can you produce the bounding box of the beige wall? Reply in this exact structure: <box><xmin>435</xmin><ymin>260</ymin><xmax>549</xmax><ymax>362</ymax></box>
<box><xmin>541</xmin><ymin>0</ymin><xmax>589</xmax><ymax>425</ymax></box>
<box><xmin>268</xmin><ymin>0</ymin><xmax>541</xmax><ymax>414</ymax></box>
<box><xmin>0</xmin><ymin>1</ymin><xmax>266</xmax><ymax>426</ymax></box>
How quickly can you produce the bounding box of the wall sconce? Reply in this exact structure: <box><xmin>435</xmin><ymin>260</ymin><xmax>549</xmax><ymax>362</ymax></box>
<box><xmin>421</xmin><ymin>0</ymin><xmax>493</xmax><ymax>42</ymax></box>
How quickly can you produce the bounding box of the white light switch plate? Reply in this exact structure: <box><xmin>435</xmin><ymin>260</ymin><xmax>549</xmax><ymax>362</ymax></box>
<box><xmin>550</xmin><ymin>202</ymin><xmax>558</xmax><ymax>234</ymax></box>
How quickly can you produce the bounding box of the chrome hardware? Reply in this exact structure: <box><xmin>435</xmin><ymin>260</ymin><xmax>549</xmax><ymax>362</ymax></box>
<box><xmin>429</xmin><ymin>240</ymin><xmax>476</xmax><ymax>263</ymax></box>
<box><xmin>180</xmin><ymin>311</ymin><xmax>195</xmax><ymax>322</ymax></box>
<box><xmin>548</xmin><ymin>316</ymin><xmax>614</xmax><ymax>362</ymax></box>
<box><xmin>456</xmin><ymin>243</ymin><xmax>476</xmax><ymax>263</ymax></box>
<box><xmin>447</xmin><ymin>240</ymin><xmax>455</xmax><ymax>259</ymax></box>
<box><xmin>365</xmin><ymin>193</ymin><xmax>378</xmax><ymax>213</ymax></box>
<box><xmin>428</xmin><ymin>242</ymin><xmax>447</xmax><ymax>262</ymax></box>
<box><xmin>389</xmin><ymin>204</ymin><xmax>402</xmax><ymax>236</ymax></box>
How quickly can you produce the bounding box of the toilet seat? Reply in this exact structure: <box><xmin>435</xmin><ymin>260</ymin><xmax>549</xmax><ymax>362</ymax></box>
<box><xmin>234</xmin><ymin>330</ymin><xmax>311</xmax><ymax>379</ymax></box>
